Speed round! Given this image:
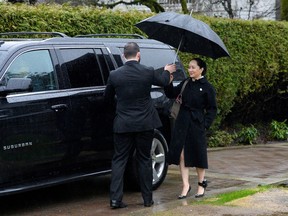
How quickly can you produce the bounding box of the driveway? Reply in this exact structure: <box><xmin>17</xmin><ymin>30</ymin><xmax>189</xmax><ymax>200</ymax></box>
<box><xmin>1</xmin><ymin>142</ymin><xmax>287</xmax><ymax>216</ymax></box>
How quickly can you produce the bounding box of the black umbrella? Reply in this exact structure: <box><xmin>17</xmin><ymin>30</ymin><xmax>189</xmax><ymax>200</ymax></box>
<box><xmin>135</xmin><ymin>12</ymin><xmax>230</xmax><ymax>60</ymax></box>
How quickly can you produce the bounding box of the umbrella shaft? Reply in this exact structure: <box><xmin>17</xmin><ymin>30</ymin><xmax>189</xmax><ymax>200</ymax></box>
<box><xmin>174</xmin><ymin>36</ymin><xmax>183</xmax><ymax>63</ymax></box>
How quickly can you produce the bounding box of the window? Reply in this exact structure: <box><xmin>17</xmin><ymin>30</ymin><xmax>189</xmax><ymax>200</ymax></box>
<box><xmin>118</xmin><ymin>47</ymin><xmax>186</xmax><ymax>81</ymax></box>
<box><xmin>60</xmin><ymin>49</ymin><xmax>104</xmax><ymax>88</ymax></box>
<box><xmin>3</xmin><ymin>50</ymin><xmax>57</xmax><ymax>91</ymax></box>
<box><xmin>112</xmin><ymin>54</ymin><xmax>124</xmax><ymax>68</ymax></box>
<box><xmin>95</xmin><ymin>49</ymin><xmax>115</xmax><ymax>84</ymax></box>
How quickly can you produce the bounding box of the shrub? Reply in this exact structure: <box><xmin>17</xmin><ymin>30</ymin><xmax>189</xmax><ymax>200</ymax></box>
<box><xmin>269</xmin><ymin>120</ymin><xmax>288</xmax><ymax>140</ymax></box>
<box><xmin>237</xmin><ymin>125</ymin><xmax>259</xmax><ymax>145</ymax></box>
<box><xmin>208</xmin><ymin>130</ymin><xmax>235</xmax><ymax>148</ymax></box>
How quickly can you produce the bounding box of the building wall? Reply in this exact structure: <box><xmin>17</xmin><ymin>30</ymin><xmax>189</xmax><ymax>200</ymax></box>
<box><xmin>158</xmin><ymin>0</ymin><xmax>277</xmax><ymax>20</ymax></box>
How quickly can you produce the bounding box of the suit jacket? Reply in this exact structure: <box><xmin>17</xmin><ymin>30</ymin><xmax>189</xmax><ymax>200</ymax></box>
<box><xmin>104</xmin><ymin>60</ymin><xmax>170</xmax><ymax>133</ymax></box>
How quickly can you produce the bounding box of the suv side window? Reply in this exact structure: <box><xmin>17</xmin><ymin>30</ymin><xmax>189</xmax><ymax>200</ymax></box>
<box><xmin>95</xmin><ymin>48</ymin><xmax>113</xmax><ymax>84</ymax></box>
<box><xmin>118</xmin><ymin>47</ymin><xmax>186</xmax><ymax>81</ymax></box>
<box><xmin>4</xmin><ymin>50</ymin><xmax>57</xmax><ymax>91</ymax></box>
<box><xmin>60</xmin><ymin>48</ymin><xmax>104</xmax><ymax>87</ymax></box>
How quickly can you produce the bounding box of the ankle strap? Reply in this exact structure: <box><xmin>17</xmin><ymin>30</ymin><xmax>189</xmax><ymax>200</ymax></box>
<box><xmin>198</xmin><ymin>180</ymin><xmax>207</xmax><ymax>188</ymax></box>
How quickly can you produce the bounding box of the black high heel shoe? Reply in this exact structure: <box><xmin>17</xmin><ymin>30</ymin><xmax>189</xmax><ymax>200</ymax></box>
<box><xmin>195</xmin><ymin>179</ymin><xmax>207</xmax><ymax>198</ymax></box>
<box><xmin>178</xmin><ymin>185</ymin><xmax>191</xmax><ymax>199</ymax></box>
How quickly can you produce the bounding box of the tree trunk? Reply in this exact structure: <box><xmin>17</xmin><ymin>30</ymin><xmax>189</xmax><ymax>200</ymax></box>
<box><xmin>180</xmin><ymin>0</ymin><xmax>189</xmax><ymax>14</ymax></box>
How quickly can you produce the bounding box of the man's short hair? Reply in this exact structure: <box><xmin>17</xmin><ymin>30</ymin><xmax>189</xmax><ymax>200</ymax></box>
<box><xmin>124</xmin><ymin>42</ymin><xmax>140</xmax><ymax>59</ymax></box>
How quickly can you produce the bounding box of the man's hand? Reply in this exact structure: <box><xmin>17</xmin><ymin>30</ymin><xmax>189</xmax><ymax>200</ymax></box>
<box><xmin>164</xmin><ymin>64</ymin><xmax>176</xmax><ymax>74</ymax></box>
<box><xmin>169</xmin><ymin>74</ymin><xmax>174</xmax><ymax>84</ymax></box>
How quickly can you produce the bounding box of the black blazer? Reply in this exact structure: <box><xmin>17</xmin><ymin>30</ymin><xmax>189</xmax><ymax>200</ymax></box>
<box><xmin>104</xmin><ymin>60</ymin><xmax>170</xmax><ymax>133</ymax></box>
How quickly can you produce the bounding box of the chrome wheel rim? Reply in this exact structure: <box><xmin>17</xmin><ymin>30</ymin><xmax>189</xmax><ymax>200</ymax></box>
<box><xmin>151</xmin><ymin>137</ymin><xmax>166</xmax><ymax>185</ymax></box>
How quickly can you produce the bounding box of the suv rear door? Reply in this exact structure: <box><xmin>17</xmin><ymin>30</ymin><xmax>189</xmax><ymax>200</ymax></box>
<box><xmin>54</xmin><ymin>45</ymin><xmax>115</xmax><ymax>172</ymax></box>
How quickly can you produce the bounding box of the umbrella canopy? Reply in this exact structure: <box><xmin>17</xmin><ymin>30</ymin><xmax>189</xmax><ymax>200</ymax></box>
<box><xmin>135</xmin><ymin>12</ymin><xmax>230</xmax><ymax>59</ymax></box>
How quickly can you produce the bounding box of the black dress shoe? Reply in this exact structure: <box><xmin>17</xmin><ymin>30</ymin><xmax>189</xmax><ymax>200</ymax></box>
<box><xmin>144</xmin><ymin>200</ymin><xmax>154</xmax><ymax>207</ymax></box>
<box><xmin>195</xmin><ymin>179</ymin><xmax>208</xmax><ymax>198</ymax></box>
<box><xmin>178</xmin><ymin>185</ymin><xmax>191</xmax><ymax>199</ymax></box>
<box><xmin>110</xmin><ymin>200</ymin><xmax>127</xmax><ymax>209</ymax></box>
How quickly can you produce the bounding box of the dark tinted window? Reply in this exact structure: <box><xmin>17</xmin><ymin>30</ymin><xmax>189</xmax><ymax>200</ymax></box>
<box><xmin>118</xmin><ymin>47</ymin><xmax>186</xmax><ymax>81</ymax></box>
<box><xmin>138</xmin><ymin>48</ymin><xmax>186</xmax><ymax>81</ymax></box>
<box><xmin>95</xmin><ymin>49</ymin><xmax>112</xmax><ymax>84</ymax></box>
<box><xmin>3</xmin><ymin>50</ymin><xmax>57</xmax><ymax>91</ymax></box>
<box><xmin>113</xmin><ymin>54</ymin><xmax>124</xmax><ymax>67</ymax></box>
<box><xmin>60</xmin><ymin>49</ymin><xmax>104</xmax><ymax>87</ymax></box>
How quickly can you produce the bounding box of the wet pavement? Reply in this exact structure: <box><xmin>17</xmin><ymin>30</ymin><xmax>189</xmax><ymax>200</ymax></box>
<box><xmin>124</xmin><ymin>141</ymin><xmax>288</xmax><ymax>216</ymax></box>
<box><xmin>1</xmin><ymin>142</ymin><xmax>287</xmax><ymax>215</ymax></box>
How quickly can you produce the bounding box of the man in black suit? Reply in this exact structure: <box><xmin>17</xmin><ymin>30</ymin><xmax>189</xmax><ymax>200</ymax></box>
<box><xmin>104</xmin><ymin>42</ymin><xmax>176</xmax><ymax>209</ymax></box>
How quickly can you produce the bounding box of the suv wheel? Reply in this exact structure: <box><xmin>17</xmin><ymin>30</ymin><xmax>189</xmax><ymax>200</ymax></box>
<box><xmin>125</xmin><ymin>129</ymin><xmax>168</xmax><ymax>190</ymax></box>
<box><xmin>151</xmin><ymin>130</ymin><xmax>168</xmax><ymax>190</ymax></box>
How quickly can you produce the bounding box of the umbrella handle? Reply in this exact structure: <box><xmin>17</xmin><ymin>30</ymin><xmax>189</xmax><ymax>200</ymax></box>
<box><xmin>173</xmin><ymin>36</ymin><xmax>183</xmax><ymax>64</ymax></box>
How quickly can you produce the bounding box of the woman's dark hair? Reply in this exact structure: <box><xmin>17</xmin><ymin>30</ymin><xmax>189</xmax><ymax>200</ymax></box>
<box><xmin>192</xmin><ymin>58</ymin><xmax>207</xmax><ymax>75</ymax></box>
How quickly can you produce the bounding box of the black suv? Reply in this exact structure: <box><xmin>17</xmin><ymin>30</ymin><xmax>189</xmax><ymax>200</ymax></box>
<box><xmin>0</xmin><ymin>32</ymin><xmax>186</xmax><ymax>196</ymax></box>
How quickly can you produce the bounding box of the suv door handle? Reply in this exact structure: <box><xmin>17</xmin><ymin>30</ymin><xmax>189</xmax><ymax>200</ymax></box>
<box><xmin>51</xmin><ymin>104</ymin><xmax>68</xmax><ymax>112</ymax></box>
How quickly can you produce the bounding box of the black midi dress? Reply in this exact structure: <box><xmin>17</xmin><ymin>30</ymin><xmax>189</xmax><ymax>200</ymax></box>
<box><xmin>164</xmin><ymin>77</ymin><xmax>217</xmax><ymax>168</ymax></box>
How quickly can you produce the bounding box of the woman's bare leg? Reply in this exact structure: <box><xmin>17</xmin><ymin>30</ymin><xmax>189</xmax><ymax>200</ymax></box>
<box><xmin>179</xmin><ymin>149</ymin><xmax>190</xmax><ymax>195</ymax></box>
<box><xmin>196</xmin><ymin>167</ymin><xmax>205</xmax><ymax>195</ymax></box>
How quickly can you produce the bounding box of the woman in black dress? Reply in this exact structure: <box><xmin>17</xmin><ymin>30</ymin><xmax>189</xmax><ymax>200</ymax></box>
<box><xmin>164</xmin><ymin>58</ymin><xmax>217</xmax><ymax>199</ymax></box>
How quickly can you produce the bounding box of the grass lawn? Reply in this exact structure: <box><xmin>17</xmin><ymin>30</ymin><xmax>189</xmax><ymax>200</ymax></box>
<box><xmin>194</xmin><ymin>185</ymin><xmax>275</xmax><ymax>205</ymax></box>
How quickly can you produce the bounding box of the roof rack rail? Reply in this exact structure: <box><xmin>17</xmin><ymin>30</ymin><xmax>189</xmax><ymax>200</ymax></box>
<box><xmin>0</xmin><ymin>32</ymin><xmax>69</xmax><ymax>38</ymax></box>
<box><xmin>74</xmin><ymin>33</ymin><xmax>146</xmax><ymax>39</ymax></box>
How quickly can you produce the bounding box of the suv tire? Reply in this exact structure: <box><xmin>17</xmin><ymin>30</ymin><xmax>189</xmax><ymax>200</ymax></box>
<box><xmin>125</xmin><ymin>129</ymin><xmax>169</xmax><ymax>190</ymax></box>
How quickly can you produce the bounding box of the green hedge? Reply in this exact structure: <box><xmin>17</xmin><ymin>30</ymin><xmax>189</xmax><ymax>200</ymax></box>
<box><xmin>282</xmin><ymin>0</ymin><xmax>288</xmax><ymax>20</ymax></box>
<box><xmin>0</xmin><ymin>3</ymin><xmax>287</xmax><ymax>129</ymax></box>
<box><xmin>0</xmin><ymin>4</ymin><xmax>148</xmax><ymax>35</ymax></box>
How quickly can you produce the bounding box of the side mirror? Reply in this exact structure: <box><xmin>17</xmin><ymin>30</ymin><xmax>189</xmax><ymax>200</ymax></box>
<box><xmin>0</xmin><ymin>78</ymin><xmax>32</xmax><ymax>97</ymax></box>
